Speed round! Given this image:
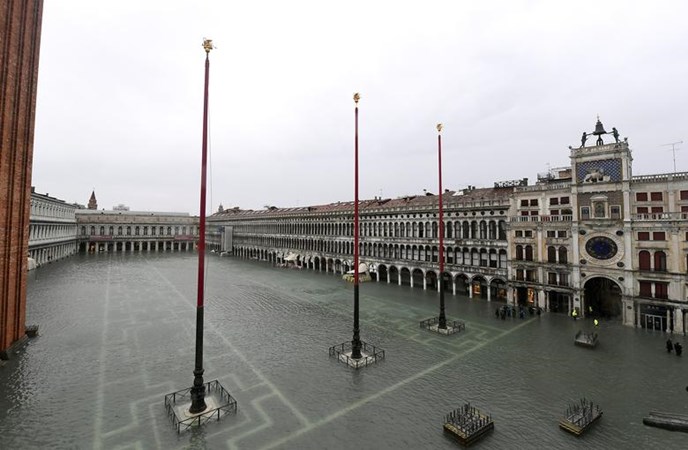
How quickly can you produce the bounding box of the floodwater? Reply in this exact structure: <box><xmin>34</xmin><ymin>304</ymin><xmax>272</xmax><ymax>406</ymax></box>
<box><xmin>1</xmin><ymin>253</ymin><xmax>686</xmax><ymax>449</ymax></box>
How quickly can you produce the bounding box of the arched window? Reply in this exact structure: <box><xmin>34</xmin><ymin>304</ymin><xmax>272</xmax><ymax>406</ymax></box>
<box><xmin>446</xmin><ymin>221</ymin><xmax>453</xmax><ymax>238</ymax></box>
<box><xmin>81</xmin><ymin>226</ymin><xmax>86</xmax><ymax>235</ymax></box>
<box><xmin>118</xmin><ymin>226</ymin><xmax>123</xmax><ymax>236</ymax></box>
<box><xmin>654</xmin><ymin>251</ymin><xmax>667</xmax><ymax>272</ymax></box>
<box><xmin>479</xmin><ymin>249</ymin><xmax>488</xmax><ymax>267</ymax></box>
<box><xmin>418</xmin><ymin>222</ymin><xmax>424</xmax><ymax>238</ymax></box>
<box><xmin>547</xmin><ymin>246</ymin><xmax>557</xmax><ymax>263</ymax></box>
<box><xmin>471</xmin><ymin>249</ymin><xmax>479</xmax><ymax>266</ymax></box>
<box><xmin>432</xmin><ymin>222</ymin><xmax>438</xmax><ymax>238</ymax></box>
<box><xmin>126</xmin><ymin>226</ymin><xmax>131</xmax><ymax>236</ymax></box>
<box><xmin>499</xmin><ymin>249</ymin><xmax>507</xmax><ymax>267</ymax></box>
<box><xmin>135</xmin><ymin>226</ymin><xmax>140</xmax><ymax>236</ymax></box>
<box><xmin>489</xmin><ymin>249</ymin><xmax>498</xmax><ymax>267</ymax></box>
<box><xmin>471</xmin><ymin>221</ymin><xmax>478</xmax><ymax>239</ymax></box>
<box><xmin>462</xmin><ymin>222</ymin><xmax>470</xmax><ymax>239</ymax></box>
<box><xmin>516</xmin><ymin>245</ymin><xmax>523</xmax><ymax>261</ymax></box>
<box><xmin>639</xmin><ymin>251</ymin><xmax>651</xmax><ymax>271</ymax></box>
<box><xmin>167</xmin><ymin>227</ymin><xmax>172</xmax><ymax>236</ymax></box>
<box><xmin>425</xmin><ymin>222</ymin><xmax>431</xmax><ymax>238</ymax></box>
<box><xmin>488</xmin><ymin>221</ymin><xmax>496</xmax><ymax>240</ymax></box>
<box><xmin>479</xmin><ymin>221</ymin><xmax>487</xmax><ymax>239</ymax></box>
<box><xmin>558</xmin><ymin>246</ymin><xmax>568</xmax><ymax>264</ymax></box>
<box><xmin>525</xmin><ymin>245</ymin><xmax>533</xmax><ymax>261</ymax></box>
<box><xmin>90</xmin><ymin>226</ymin><xmax>95</xmax><ymax>235</ymax></box>
<box><xmin>498</xmin><ymin>220</ymin><xmax>507</xmax><ymax>240</ymax></box>
<box><xmin>99</xmin><ymin>226</ymin><xmax>105</xmax><ymax>235</ymax></box>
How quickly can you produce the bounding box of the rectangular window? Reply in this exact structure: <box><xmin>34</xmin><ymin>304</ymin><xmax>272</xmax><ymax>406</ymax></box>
<box><xmin>636</xmin><ymin>207</ymin><xmax>648</xmax><ymax>214</ymax></box>
<box><xmin>546</xmin><ymin>230</ymin><xmax>556</xmax><ymax>237</ymax></box>
<box><xmin>521</xmin><ymin>211</ymin><xmax>529</xmax><ymax>216</ymax></box>
<box><xmin>650</xmin><ymin>192</ymin><xmax>663</xmax><ymax>201</ymax></box>
<box><xmin>548</xmin><ymin>272</ymin><xmax>557</xmax><ymax>285</ymax></box>
<box><xmin>581</xmin><ymin>206</ymin><xmax>590</xmax><ymax>220</ymax></box>
<box><xmin>560</xmin><ymin>197</ymin><xmax>570</xmax><ymax>205</ymax></box>
<box><xmin>652</xmin><ymin>232</ymin><xmax>665</xmax><ymax>241</ymax></box>
<box><xmin>636</xmin><ymin>192</ymin><xmax>648</xmax><ymax>201</ymax></box>
<box><xmin>557</xmin><ymin>230</ymin><xmax>567</xmax><ymax>238</ymax></box>
<box><xmin>559</xmin><ymin>273</ymin><xmax>569</xmax><ymax>286</ymax></box>
<box><xmin>610</xmin><ymin>205</ymin><xmax>621</xmax><ymax>219</ymax></box>
<box><xmin>530</xmin><ymin>210</ymin><xmax>538</xmax><ymax>216</ymax></box>
<box><xmin>651</xmin><ymin>206</ymin><xmax>664</xmax><ymax>213</ymax></box>
<box><xmin>520</xmin><ymin>200</ymin><xmax>529</xmax><ymax>207</ymax></box>
<box><xmin>515</xmin><ymin>230</ymin><xmax>523</xmax><ymax>237</ymax></box>
<box><xmin>638</xmin><ymin>232</ymin><xmax>650</xmax><ymax>241</ymax></box>
<box><xmin>655</xmin><ymin>282</ymin><xmax>668</xmax><ymax>299</ymax></box>
<box><xmin>681</xmin><ymin>206</ymin><xmax>688</xmax><ymax>212</ymax></box>
<box><xmin>550</xmin><ymin>209</ymin><xmax>559</xmax><ymax>216</ymax></box>
<box><xmin>681</xmin><ymin>190</ymin><xmax>688</xmax><ymax>200</ymax></box>
<box><xmin>524</xmin><ymin>230</ymin><xmax>533</xmax><ymax>237</ymax></box>
<box><xmin>639</xmin><ymin>281</ymin><xmax>652</xmax><ymax>297</ymax></box>
<box><xmin>530</xmin><ymin>199</ymin><xmax>538</xmax><ymax>206</ymax></box>
<box><xmin>549</xmin><ymin>198</ymin><xmax>559</xmax><ymax>205</ymax></box>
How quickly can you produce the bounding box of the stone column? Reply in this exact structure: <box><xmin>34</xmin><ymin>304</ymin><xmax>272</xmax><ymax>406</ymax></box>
<box><xmin>469</xmin><ymin>282</ymin><xmax>473</xmax><ymax>299</ymax></box>
<box><xmin>636</xmin><ymin>302</ymin><xmax>641</xmax><ymax>328</ymax></box>
<box><xmin>538</xmin><ymin>290</ymin><xmax>545</xmax><ymax>309</ymax></box>
<box><xmin>677</xmin><ymin>308</ymin><xmax>686</xmax><ymax>335</ymax></box>
<box><xmin>666</xmin><ymin>309</ymin><xmax>672</xmax><ymax>333</ymax></box>
<box><xmin>487</xmin><ymin>285</ymin><xmax>491</xmax><ymax>302</ymax></box>
<box><xmin>452</xmin><ymin>278</ymin><xmax>456</xmax><ymax>296</ymax></box>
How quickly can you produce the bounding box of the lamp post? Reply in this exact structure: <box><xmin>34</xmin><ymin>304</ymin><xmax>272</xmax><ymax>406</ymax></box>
<box><xmin>437</xmin><ymin>124</ymin><xmax>447</xmax><ymax>329</ymax></box>
<box><xmin>189</xmin><ymin>38</ymin><xmax>214</xmax><ymax>414</ymax></box>
<box><xmin>351</xmin><ymin>92</ymin><xmax>362</xmax><ymax>360</ymax></box>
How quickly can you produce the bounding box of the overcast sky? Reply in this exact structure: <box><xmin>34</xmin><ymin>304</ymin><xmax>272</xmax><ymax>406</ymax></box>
<box><xmin>32</xmin><ymin>0</ymin><xmax>688</xmax><ymax>214</ymax></box>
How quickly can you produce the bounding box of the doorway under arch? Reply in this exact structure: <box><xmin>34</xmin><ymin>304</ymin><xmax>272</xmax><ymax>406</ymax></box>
<box><xmin>584</xmin><ymin>277</ymin><xmax>622</xmax><ymax>319</ymax></box>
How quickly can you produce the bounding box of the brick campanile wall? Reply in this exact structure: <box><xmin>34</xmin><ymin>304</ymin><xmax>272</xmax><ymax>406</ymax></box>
<box><xmin>0</xmin><ymin>0</ymin><xmax>43</xmax><ymax>355</ymax></box>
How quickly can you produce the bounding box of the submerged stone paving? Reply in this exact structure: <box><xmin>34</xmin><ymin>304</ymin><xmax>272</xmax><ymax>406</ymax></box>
<box><xmin>0</xmin><ymin>253</ymin><xmax>686</xmax><ymax>449</ymax></box>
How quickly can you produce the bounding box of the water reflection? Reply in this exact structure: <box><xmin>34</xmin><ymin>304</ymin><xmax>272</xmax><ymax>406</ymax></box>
<box><xmin>0</xmin><ymin>253</ymin><xmax>685</xmax><ymax>449</ymax></box>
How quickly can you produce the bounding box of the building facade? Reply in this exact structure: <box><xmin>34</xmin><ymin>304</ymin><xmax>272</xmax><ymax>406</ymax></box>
<box><xmin>1</xmin><ymin>0</ymin><xmax>44</xmax><ymax>357</ymax></box>
<box><xmin>76</xmin><ymin>210</ymin><xmax>199</xmax><ymax>253</ymax></box>
<box><xmin>28</xmin><ymin>188</ymin><xmax>78</xmax><ymax>266</ymax></box>
<box><xmin>209</xmin><ymin>190</ymin><xmax>511</xmax><ymax>302</ymax></box>
<box><xmin>207</xmin><ymin>121</ymin><xmax>688</xmax><ymax>334</ymax></box>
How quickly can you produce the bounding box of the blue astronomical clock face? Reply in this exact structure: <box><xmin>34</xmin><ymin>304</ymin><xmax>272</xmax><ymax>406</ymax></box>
<box><xmin>585</xmin><ymin>236</ymin><xmax>618</xmax><ymax>260</ymax></box>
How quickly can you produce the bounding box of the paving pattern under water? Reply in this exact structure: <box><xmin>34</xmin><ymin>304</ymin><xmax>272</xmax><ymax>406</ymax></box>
<box><xmin>1</xmin><ymin>253</ymin><xmax>686</xmax><ymax>449</ymax></box>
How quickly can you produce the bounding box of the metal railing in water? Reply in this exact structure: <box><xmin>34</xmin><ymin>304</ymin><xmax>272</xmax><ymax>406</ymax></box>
<box><xmin>328</xmin><ymin>341</ymin><xmax>385</xmax><ymax>368</ymax></box>
<box><xmin>164</xmin><ymin>379</ymin><xmax>238</xmax><ymax>433</ymax></box>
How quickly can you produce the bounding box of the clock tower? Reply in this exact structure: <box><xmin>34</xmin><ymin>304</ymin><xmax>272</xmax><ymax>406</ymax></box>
<box><xmin>569</xmin><ymin>118</ymin><xmax>635</xmax><ymax>324</ymax></box>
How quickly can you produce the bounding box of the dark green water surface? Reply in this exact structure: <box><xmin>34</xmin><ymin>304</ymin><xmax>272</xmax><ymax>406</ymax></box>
<box><xmin>1</xmin><ymin>253</ymin><xmax>686</xmax><ymax>449</ymax></box>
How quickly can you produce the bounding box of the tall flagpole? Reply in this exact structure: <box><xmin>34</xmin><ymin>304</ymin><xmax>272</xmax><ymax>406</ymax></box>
<box><xmin>437</xmin><ymin>123</ymin><xmax>447</xmax><ymax>329</ymax></box>
<box><xmin>189</xmin><ymin>38</ymin><xmax>214</xmax><ymax>414</ymax></box>
<box><xmin>351</xmin><ymin>93</ymin><xmax>362</xmax><ymax>360</ymax></box>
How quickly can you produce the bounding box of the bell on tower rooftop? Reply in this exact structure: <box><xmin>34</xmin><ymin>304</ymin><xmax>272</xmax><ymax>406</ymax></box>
<box><xmin>593</xmin><ymin>116</ymin><xmax>607</xmax><ymax>145</ymax></box>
